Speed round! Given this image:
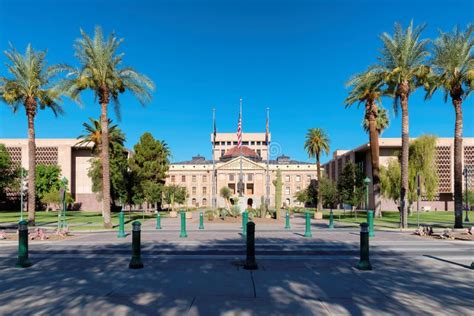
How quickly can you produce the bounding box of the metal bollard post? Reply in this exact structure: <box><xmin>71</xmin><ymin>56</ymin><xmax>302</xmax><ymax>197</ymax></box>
<box><xmin>304</xmin><ymin>211</ymin><xmax>312</xmax><ymax>237</ymax></box>
<box><xmin>156</xmin><ymin>212</ymin><xmax>162</xmax><ymax>230</ymax></box>
<box><xmin>285</xmin><ymin>211</ymin><xmax>291</xmax><ymax>229</ymax></box>
<box><xmin>329</xmin><ymin>209</ymin><xmax>334</xmax><ymax>229</ymax></box>
<box><xmin>242</xmin><ymin>211</ymin><xmax>248</xmax><ymax>237</ymax></box>
<box><xmin>117</xmin><ymin>210</ymin><xmax>126</xmax><ymax>238</ymax></box>
<box><xmin>129</xmin><ymin>221</ymin><xmax>144</xmax><ymax>269</ymax></box>
<box><xmin>179</xmin><ymin>211</ymin><xmax>188</xmax><ymax>238</ymax></box>
<box><xmin>16</xmin><ymin>220</ymin><xmax>32</xmax><ymax>268</ymax></box>
<box><xmin>244</xmin><ymin>222</ymin><xmax>258</xmax><ymax>270</ymax></box>
<box><xmin>356</xmin><ymin>223</ymin><xmax>372</xmax><ymax>270</ymax></box>
<box><xmin>199</xmin><ymin>212</ymin><xmax>204</xmax><ymax>230</ymax></box>
<box><xmin>367</xmin><ymin>210</ymin><xmax>375</xmax><ymax>237</ymax></box>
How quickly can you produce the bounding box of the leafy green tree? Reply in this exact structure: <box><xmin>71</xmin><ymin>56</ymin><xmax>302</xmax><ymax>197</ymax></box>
<box><xmin>35</xmin><ymin>165</ymin><xmax>62</xmax><ymax>200</ymax></box>
<box><xmin>425</xmin><ymin>25</ymin><xmax>474</xmax><ymax>228</ymax></box>
<box><xmin>0</xmin><ymin>44</ymin><xmax>67</xmax><ymax>225</ymax></box>
<box><xmin>62</xmin><ymin>26</ymin><xmax>155</xmax><ymax>228</ymax></box>
<box><xmin>129</xmin><ymin>132</ymin><xmax>170</xmax><ymax>211</ymax></box>
<box><xmin>163</xmin><ymin>184</ymin><xmax>188</xmax><ymax>211</ymax></box>
<box><xmin>345</xmin><ymin>69</ymin><xmax>386</xmax><ymax>217</ymax></box>
<box><xmin>362</xmin><ymin>107</ymin><xmax>389</xmax><ymax>135</ymax></box>
<box><xmin>375</xmin><ymin>21</ymin><xmax>430</xmax><ymax>228</ymax></box>
<box><xmin>304</xmin><ymin>128</ymin><xmax>330</xmax><ymax>212</ymax></box>
<box><xmin>380</xmin><ymin>135</ymin><xmax>439</xmax><ymax>210</ymax></box>
<box><xmin>0</xmin><ymin>144</ymin><xmax>20</xmax><ymax>198</ymax></box>
<box><xmin>41</xmin><ymin>190</ymin><xmax>74</xmax><ymax>211</ymax></box>
<box><xmin>273</xmin><ymin>169</ymin><xmax>282</xmax><ymax>219</ymax></box>
<box><xmin>294</xmin><ymin>189</ymin><xmax>308</xmax><ymax>205</ymax></box>
<box><xmin>337</xmin><ymin>162</ymin><xmax>364</xmax><ymax>211</ymax></box>
<box><xmin>88</xmin><ymin>140</ymin><xmax>129</xmax><ymax>206</ymax></box>
<box><xmin>220</xmin><ymin>186</ymin><xmax>232</xmax><ymax>210</ymax></box>
<box><xmin>319</xmin><ymin>177</ymin><xmax>338</xmax><ymax>209</ymax></box>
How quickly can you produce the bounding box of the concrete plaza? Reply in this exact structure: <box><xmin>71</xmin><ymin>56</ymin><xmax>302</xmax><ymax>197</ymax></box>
<box><xmin>0</xmin><ymin>214</ymin><xmax>473</xmax><ymax>315</ymax></box>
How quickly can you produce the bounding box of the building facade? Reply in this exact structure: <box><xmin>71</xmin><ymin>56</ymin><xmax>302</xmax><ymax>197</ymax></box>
<box><xmin>323</xmin><ymin>138</ymin><xmax>474</xmax><ymax>211</ymax></box>
<box><xmin>0</xmin><ymin>139</ymin><xmax>100</xmax><ymax>210</ymax></box>
<box><xmin>165</xmin><ymin>132</ymin><xmax>317</xmax><ymax>208</ymax></box>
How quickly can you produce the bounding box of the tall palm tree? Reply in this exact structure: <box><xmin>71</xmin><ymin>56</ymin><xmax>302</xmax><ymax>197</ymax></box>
<box><xmin>376</xmin><ymin>21</ymin><xmax>430</xmax><ymax>228</ymax></box>
<box><xmin>426</xmin><ymin>25</ymin><xmax>474</xmax><ymax>228</ymax></box>
<box><xmin>62</xmin><ymin>26</ymin><xmax>154</xmax><ymax>228</ymax></box>
<box><xmin>345</xmin><ymin>69</ymin><xmax>387</xmax><ymax>217</ymax></box>
<box><xmin>304</xmin><ymin>128</ymin><xmax>330</xmax><ymax>212</ymax></box>
<box><xmin>77</xmin><ymin>117</ymin><xmax>125</xmax><ymax>154</ymax></box>
<box><xmin>0</xmin><ymin>44</ymin><xmax>66</xmax><ymax>226</ymax></box>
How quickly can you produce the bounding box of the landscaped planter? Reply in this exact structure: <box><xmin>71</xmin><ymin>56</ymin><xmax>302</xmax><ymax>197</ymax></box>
<box><xmin>169</xmin><ymin>211</ymin><xmax>178</xmax><ymax>218</ymax></box>
<box><xmin>313</xmin><ymin>212</ymin><xmax>323</xmax><ymax>220</ymax></box>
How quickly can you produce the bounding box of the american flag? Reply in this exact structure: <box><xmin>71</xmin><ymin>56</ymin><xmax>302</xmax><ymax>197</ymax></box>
<box><xmin>237</xmin><ymin>111</ymin><xmax>242</xmax><ymax>148</ymax></box>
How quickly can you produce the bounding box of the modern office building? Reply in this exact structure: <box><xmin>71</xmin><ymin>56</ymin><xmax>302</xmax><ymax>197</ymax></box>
<box><xmin>323</xmin><ymin>138</ymin><xmax>474</xmax><ymax>211</ymax></box>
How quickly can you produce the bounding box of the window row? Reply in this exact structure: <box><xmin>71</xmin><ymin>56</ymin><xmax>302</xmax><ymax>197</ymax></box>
<box><xmin>214</xmin><ymin>141</ymin><xmax>268</xmax><ymax>146</ymax></box>
<box><xmin>191</xmin><ymin>187</ymin><xmax>208</xmax><ymax>195</ymax></box>
<box><xmin>170</xmin><ymin>175</ymin><xmax>208</xmax><ymax>183</ymax></box>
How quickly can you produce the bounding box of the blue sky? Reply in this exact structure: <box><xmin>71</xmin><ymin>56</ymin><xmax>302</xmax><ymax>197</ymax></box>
<box><xmin>0</xmin><ymin>0</ymin><xmax>473</xmax><ymax>163</ymax></box>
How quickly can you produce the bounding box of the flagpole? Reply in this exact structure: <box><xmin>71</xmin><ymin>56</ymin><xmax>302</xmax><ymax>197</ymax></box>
<box><xmin>239</xmin><ymin>98</ymin><xmax>243</xmax><ymax>197</ymax></box>
<box><xmin>266</xmin><ymin>107</ymin><xmax>270</xmax><ymax>210</ymax></box>
<box><xmin>212</xmin><ymin>108</ymin><xmax>216</xmax><ymax>210</ymax></box>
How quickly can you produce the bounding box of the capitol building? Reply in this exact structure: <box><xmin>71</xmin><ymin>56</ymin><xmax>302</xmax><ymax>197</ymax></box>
<box><xmin>166</xmin><ymin>132</ymin><xmax>317</xmax><ymax>209</ymax></box>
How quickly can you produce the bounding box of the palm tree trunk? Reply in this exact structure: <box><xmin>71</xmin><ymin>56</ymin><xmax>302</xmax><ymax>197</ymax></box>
<box><xmin>400</xmin><ymin>89</ymin><xmax>409</xmax><ymax>229</ymax></box>
<box><xmin>316</xmin><ymin>155</ymin><xmax>322</xmax><ymax>212</ymax></box>
<box><xmin>367</xmin><ymin>102</ymin><xmax>381</xmax><ymax>217</ymax></box>
<box><xmin>26</xmin><ymin>111</ymin><xmax>36</xmax><ymax>226</ymax></box>
<box><xmin>100</xmin><ymin>89</ymin><xmax>112</xmax><ymax>229</ymax></box>
<box><xmin>453</xmin><ymin>97</ymin><xmax>463</xmax><ymax>228</ymax></box>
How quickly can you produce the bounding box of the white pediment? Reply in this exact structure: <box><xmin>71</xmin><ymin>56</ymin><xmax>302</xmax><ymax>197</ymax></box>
<box><xmin>217</xmin><ymin>157</ymin><xmax>266</xmax><ymax>171</ymax></box>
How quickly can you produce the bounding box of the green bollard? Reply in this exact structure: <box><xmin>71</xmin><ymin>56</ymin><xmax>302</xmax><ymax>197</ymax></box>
<box><xmin>117</xmin><ymin>210</ymin><xmax>126</xmax><ymax>238</ymax></box>
<box><xmin>329</xmin><ymin>209</ymin><xmax>334</xmax><ymax>229</ymax></box>
<box><xmin>356</xmin><ymin>223</ymin><xmax>372</xmax><ymax>270</ymax></box>
<box><xmin>244</xmin><ymin>222</ymin><xmax>258</xmax><ymax>270</ymax></box>
<box><xmin>179</xmin><ymin>211</ymin><xmax>188</xmax><ymax>238</ymax></box>
<box><xmin>367</xmin><ymin>210</ymin><xmax>375</xmax><ymax>237</ymax></box>
<box><xmin>242</xmin><ymin>212</ymin><xmax>248</xmax><ymax>237</ymax></box>
<box><xmin>285</xmin><ymin>211</ymin><xmax>291</xmax><ymax>229</ymax></box>
<box><xmin>199</xmin><ymin>212</ymin><xmax>204</xmax><ymax>230</ymax></box>
<box><xmin>156</xmin><ymin>212</ymin><xmax>162</xmax><ymax>230</ymax></box>
<box><xmin>304</xmin><ymin>211</ymin><xmax>312</xmax><ymax>237</ymax></box>
<box><xmin>129</xmin><ymin>221</ymin><xmax>144</xmax><ymax>269</ymax></box>
<box><xmin>16</xmin><ymin>220</ymin><xmax>32</xmax><ymax>268</ymax></box>
<box><xmin>471</xmin><ymin>262</ymin><xmax>474</xmax><ymax>270</ymax></box>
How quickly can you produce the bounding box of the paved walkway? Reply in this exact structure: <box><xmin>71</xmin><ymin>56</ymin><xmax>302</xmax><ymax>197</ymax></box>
<box><xmin>0</xmin><ymin>215</ymin><xmax>473</xmax><ymax>315</ymax></box>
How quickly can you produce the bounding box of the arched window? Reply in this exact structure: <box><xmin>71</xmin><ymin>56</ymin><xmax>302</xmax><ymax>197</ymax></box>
<box><xmin>192</xmin><ymin>198</ymin><xmax>197</xmax><ymax>206</ymax></box>
<box><xmin>202</xmin><ymin>198</ymin><xmax>207</xmax><ymax>206</ymax></box>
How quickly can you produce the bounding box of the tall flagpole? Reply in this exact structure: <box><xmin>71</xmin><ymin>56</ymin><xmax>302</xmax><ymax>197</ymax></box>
<box><xmin>266</xmin><ymin>107</ymin><xmax>270</xmax><ymax>210</ymax></box>
<box><xmin>239</xmin><ymin>98</ymin><xmax>243</xmax><ymax>197</ymax></box>
<box><xmin>212</xmin><ymin>108</ymin><xmax>216</xmax><ymax>210</ymax></box>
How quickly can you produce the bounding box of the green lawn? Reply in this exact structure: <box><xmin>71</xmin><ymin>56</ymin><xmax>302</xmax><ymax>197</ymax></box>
<box><xmin>321</xmin><ymin>209</ymin><xmax>461</xmax><ymax>229</ymax></box>
<box><xmin>0</xmin><ymin>210</ymin><xmax>163</xmax><ymax>231</ymax></box>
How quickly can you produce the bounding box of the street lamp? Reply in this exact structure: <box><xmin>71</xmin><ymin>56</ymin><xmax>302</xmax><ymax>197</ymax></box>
<box><xmin>463</xmin><ymin>167</ymin><xmax>469</xmax><ymax>223</ymax></box>
<box><xmin>364</xmin><ymin>177</ymin><xmax>371</xmax><ymax>212</ymax></box>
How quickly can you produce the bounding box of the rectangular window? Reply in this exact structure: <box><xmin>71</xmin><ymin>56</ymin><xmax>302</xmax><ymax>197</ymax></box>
<box><xmin>227</xmin><ymin>141</ymin><xmax>231</xmax><ymax>146</ymax></box>
<box><xmin>233</xmin><ymin>141</ymin><xmax>237</xmax><ymax>145</ymax></box>
<box><xmin>202</xmin><ymin>175</ymin><xmax>207</xmax><ymax>182</ymax></box>
<box><xmin>246</xmin><ymin>183</ymin><xmax>254</xmax><ymax>195</ymax></box>
<box><xmin>296</xmin><ymin>175</ymin><xmax>301</xmax><ymax>182</ymax></box>
<box><xmin>256</xmin><ymin>141</ymin><xmax>261</xmax><ymax>145</ymax></box>
<box><xmin>229</xmin><ymin>174</ymin><xmax>235</xmax><ymax>181</ymax></box>
<box><xmin>228</xmin><ymin>183</ymin><xmax>236</xmax><ymax>194</ymax></box>
<box><xmin>285</xmin><ymin>175</ymin><xmax>291</xmax><ymax>182</ymax></box>
<box><xmin>171</xmin><ymin>175</ymin><xmax>175</xmax><ymax>183</ymax></box>
<box><xmin>192</xmin><ymin>175</ymin><xmax>197</xmax><ymax>182</ymax></box>
<box><xmin>242</xmin><ymin>141</ymin><xmax>249</xmax><ymax>146</ymax></box>
<box><xmin>251</xmin><ymin>141</ymin><xmax>255</xmax><ymax>145</ymax></box>
<box><xmin>192</xmin><ymin>187</ymin><xmax>196</xmax><ymax>195</ymax></box>
<box><xmin>257</xmin><ymin>149</ymin><xmax>261</xmax><ymax>157</ymax></box>
<box><xmin>307</xmin><ymin>175</ymin><xmax>311</xmax><ymax>182</ymax></box>
<box><xmin>247</xmin><ymin>174</ymin><xmax>253</xmax><ymax>181</ymax></box>
<box><xmin>296</xmin><ymin>186</ymin><xmax>301</xmax><ymax>192</ymax></box>
<box><xmin>202</xmin><ymin>187</ymin><xmax>207</xmax><ymax>194</ymax></box>
<box><xmin>181</xmin><ymin>175</ymin><xmax>186</xmax><ymax>182</ymax></box>
<box><xmin>285</xmin><ymin>187</ymin><xmax>290</xmax><ymax>195</ymax></box>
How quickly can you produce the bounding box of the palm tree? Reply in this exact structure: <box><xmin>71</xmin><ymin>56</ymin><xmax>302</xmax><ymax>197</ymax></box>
<box><xmin>76</xmin><ymin>117</ymin><xmax>125</xmax><ymax>154</ymax></box>
<box><xmin>304</xmin><ymin>128</ymin><xmax>330</xmax><ymax>212</ymax></box>
<box><xmin>345</xmin><ymin>69</ymin><xmax>387</xmax><ymax>217</ymax></box>
<box><xmin>0</xmin><ymin>44</ymin><xmax>66</xmax><ymax>226</ymax></box>
<box><xmin>363</xmin><ymin>107</ymin><xmax>389</xmax><ymax>134</ymax></box>
<box><xmin>62</xmin><ymin>26</ymin><xmax>155</xmax><ymax>228</ymax></box>
<box><xmin>426</xmin><ymin>25</ymin><xmax>474</xmax><ymax>228</ymax></box>
<box><xmin>376</xmin><ymin>21</ymin><xmax>430</xmax><ymax>229</ymax></box>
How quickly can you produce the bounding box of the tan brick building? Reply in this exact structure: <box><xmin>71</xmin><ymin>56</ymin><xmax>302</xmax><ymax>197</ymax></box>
<box><xmin>323</xmin><ymin>137</ymin><xmax>474</xmax><ymax>211</ymax></box>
